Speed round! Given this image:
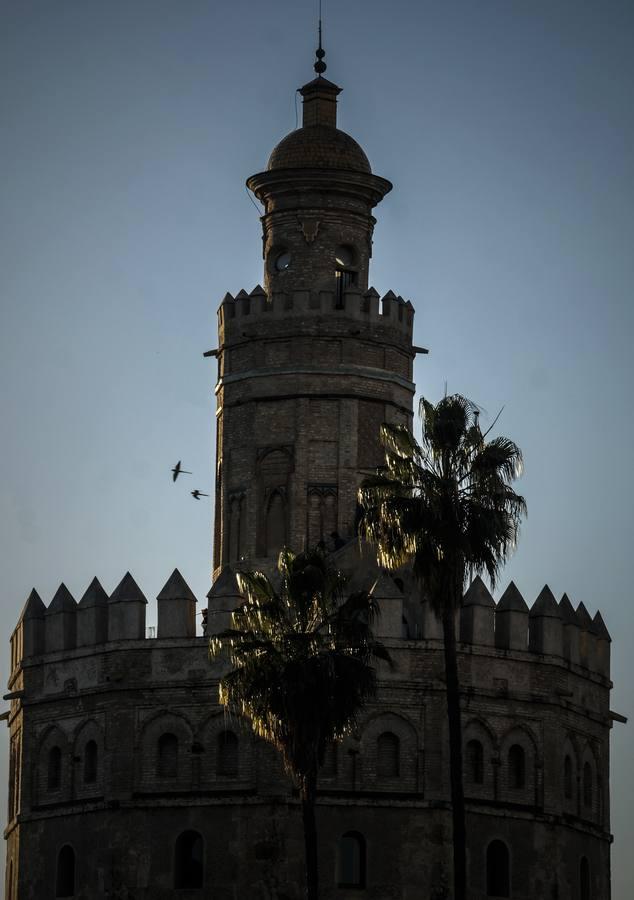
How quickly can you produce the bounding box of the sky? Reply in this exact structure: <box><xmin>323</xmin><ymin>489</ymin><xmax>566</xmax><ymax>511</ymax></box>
<box><xmin>1</xmin><ymin>0</ymin><xmax>632</xmax><ymax>895</ymax></box>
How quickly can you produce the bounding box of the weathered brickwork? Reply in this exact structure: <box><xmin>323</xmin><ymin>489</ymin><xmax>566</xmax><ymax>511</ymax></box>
<box><xmin>5</xmin><ymin>61</ymin><xmax>613</xmax><ymax>900</ymax></box>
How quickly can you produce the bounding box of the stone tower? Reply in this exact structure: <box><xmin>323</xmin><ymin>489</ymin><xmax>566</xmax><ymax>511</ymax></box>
<box><xmin>211</xmin><ymin>58</ymin><xmax>417</xmax><ymax>577</ymax></box>
<box><xmin>4</xmin><ymin>47</ymin><xmax>616</xmax><ymax>900</ymax></box>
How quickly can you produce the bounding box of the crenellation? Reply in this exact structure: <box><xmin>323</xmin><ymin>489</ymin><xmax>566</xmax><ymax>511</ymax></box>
<box><xmin>559</xmin><ymin>593</ymin><xmax>581</xmax><ymax>665</ymax></box>
<box><xmin>77</xmin><ymin>577</ymin><xmax>108</xmax><ymax>647</ymax></box>
<box><xmin>17</xmin><ymin>588</ymin><xmax>45</xmax><ymax>660</ymax></box>
<box><xmin>108</xmin><ymin>572</ymin><xmax>147</xmax><ymax>641</ymax></box>
<box><xmin>576</xmin><ymin>601</ymin><xmax>597</xmax><ymax>672</ymax></box>
<box><xmin>460</xmin><ymin>575</ymin><xmax>495</xmax><ymax>646</ymax></box>
<box><xmin>45</xmin><ymin>583</ymin><xmax>77</xmax><ymax>653</ymax></box>
<box><xmin>157</xmin><ymin>568</ymin><xmax>197</xmax><ymax>639</ymax></box>
<box><xmin>529</xmin><ymin>585</ymin><xmax>563</xmax><ymax>657</ymax></box>
<box><xmin>217</xmin><ymin>286</ymin><xmax>415</xmax><ymax>343</ymax></box>
<box><xmin>495</xmin><ymin>581</ymin><xmax>529</xmax><ymax>651</ymax></box>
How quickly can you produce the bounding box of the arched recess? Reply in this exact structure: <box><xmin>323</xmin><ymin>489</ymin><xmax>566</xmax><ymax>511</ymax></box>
<box><xmin>306</xmin><ymin>485</ymin><xmax>338</xmax><ymax>547</ymax></box>
<box><xmin>580</xmin><ymin>742</ymin><xmax>601</xmax><ymax>823</ymax></box>
<box><xmin>174</xmin><ymin>831</ymin><xmax>204</xmax><ymax>889</ymax></box>
<box><xmin>35</xmin><ymin>725</ymin><xmax>69</xmax><ymax>805</ymax></box>
<box><xmin>228</xmin><ymin>492</ymin><xmax>247</xmax><ymax>563</ymax></box>
<box><xmin>580</xmin><ymin>856</ymin><xmax>591</xmax><ymax>900</ymax></box>
<box><xmin>137</xmin><ymin>710</ymin><xmax>194</xmax><ymax>791</ymax></box>
<box><xmin>56</xmin><ymin>845</ymin><xmax>75</xmax><ymax>898</ymax></box>
<box><xmin>337</xmin><ymin>831</ymin><xmax>366</xmax><ymax>888</ymax></box>
<box><xmin>562</xmin><ymin>735</ymin><xmax>579</xmax><ymax>814</ymax></box>
<box><xmin>197</xmin><ymin>713</ymin><xmax>253</xmax><ymax>789</ymax></box>
<box><xmin>486</xmin><ymin>840</ymin><xmax>510</xmax><ymax>897</ymax></box>
<box><xmin>463</xmin><ymin>719</ymin><xmax>496</xmax><ymax>800</ymax></box>
<box><xmin>256</xmin><ymin>447</ymin><xmax>293</xmax><ymax>557</ymax></box>
<box><xmin>73</xmin><ymin>719</ymin><xmax>104</xmax><ymax>798</ymax></box>
<box><xmin>499</xmin><ymin>725</ymin><xmax>539</xmax><ymax>807</ymax></box>
<box><xmin>359</xmin><ymin>711</ymin><xmax>418</xmax><ymax>792</ymax></box>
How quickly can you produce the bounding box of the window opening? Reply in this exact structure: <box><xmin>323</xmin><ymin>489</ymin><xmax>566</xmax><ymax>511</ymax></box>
<box><xmin>486</xmin><ymin>840</ymin><xmax>510</xmax><ymax>897</ymax></box>
<box><xmin>84</xmin><ymin>740</ymin><xmax>98</xmax><ymax>784</ymax></box>
<box><xmin>158</xmin><ymin>733</ymin><xmax>178</xmax><ymax>779</ymax></box>
<box><xmin>377</xmin><ymin>732</ymin><xmax>400</xmax><ymax>778</ymax></box>
<box><xmin>216</xmin><ymin>731</ymin><xmax>238</xmax><ymax>778</ymax></box>
<box><xmin>564</xmin><ymin>754</ymin><xmax>573</xmax><ymax>800</ymax></box>
<box><xmin>580</xmin><ymin>856</ymin><xmax>590</xmax><ymax>900</ymax></box>
<box><xmin>508</xmin><ymin>744</ymin><xmax>525</xmax><ymax>789</ymax></box>
<box><xmin>56</xmin><ymin>845</ymin><xmax>75</xmax><ymax>898</ymax></box>
<box><xmin>48</xmin><ymin>746</ymin><xmax>62</xmax><ymax>792</ymax></box>
<box><xmin>174</xmin><ymin>830</ymin><xmax>204</xmax><ymax>889</ymax></box>
<box><xmin>467</xmin><ymin>739</ymin><xmax>484</xmax><ymax>784</ymax></box>
<box><xmin>583</xmin><ymin>762</ymin><xmax>593</xmax><ymax>808</ymax></box>
<box><xmin>338</xmin><ymin>831</ymin><xmax>366</xmax><ymax>888</ymax></box>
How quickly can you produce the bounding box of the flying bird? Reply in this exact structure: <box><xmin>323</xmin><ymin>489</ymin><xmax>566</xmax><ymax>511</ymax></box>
<box><xmin>171</xmin><ymin>461</ymin><xmax>192</xmax><ymax>482</ymax></box>
<box><xmin>191</xmin><ymin>490</ymin><xmax>209</xmax><ymax>500</ymax></box>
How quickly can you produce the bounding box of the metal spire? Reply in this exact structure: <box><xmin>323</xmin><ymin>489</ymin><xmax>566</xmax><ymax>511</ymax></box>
<box><xmin>314</xmin><ymin>1</ymin><xmax>326</xmax><ymax>74</ymax></box>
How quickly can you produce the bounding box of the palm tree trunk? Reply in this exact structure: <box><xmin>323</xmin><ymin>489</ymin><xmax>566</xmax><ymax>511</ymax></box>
<box><xmin>301</xmin><ymin>771</ymin><xmax>319</xmax><ymax>900</ymax></box>
<box><xmin>441</xmin><ymin>600</ymin><xmax>467</xmax><ymax>900</ymax></box>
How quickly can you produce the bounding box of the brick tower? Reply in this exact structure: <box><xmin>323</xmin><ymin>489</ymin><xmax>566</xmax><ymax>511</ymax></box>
<box><xmin>210</xmin><ymin>54</ymin><xmax>418</xmax><ymax>579</ymax></box>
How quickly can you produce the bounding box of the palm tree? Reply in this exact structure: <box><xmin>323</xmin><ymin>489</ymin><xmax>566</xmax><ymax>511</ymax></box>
<box><xmin>358</xmin><ymin>395</ymin><xmax>526</xmax><ymax>900</ymax></box>
<box><xmin>210</xmin><ymin>547</ymin><xmax>390</xmax><ymax>900</ymax></box>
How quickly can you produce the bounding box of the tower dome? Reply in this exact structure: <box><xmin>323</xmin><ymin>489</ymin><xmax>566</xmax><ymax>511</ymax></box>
<box><xmin>267</xmin><ymin>123</ymin><xmax>371</xmax><ymax>174</ymax></box>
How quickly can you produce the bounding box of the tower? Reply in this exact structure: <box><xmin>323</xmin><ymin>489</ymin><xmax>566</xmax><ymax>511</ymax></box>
<box><xmin>211</xmin><ymin>49</ymin><xmax>417</xmax><ymax>578</ymax></box>
<box><xmin>4</xmin><ymin>44</ymin><xmax>615</xmax><ymax>900</ymax></box>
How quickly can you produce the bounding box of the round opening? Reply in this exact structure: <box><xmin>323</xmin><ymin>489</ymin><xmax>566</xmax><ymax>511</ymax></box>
<box><xmin>274</xmin><ymin>251</ymin><xmax>291</xmax><ymax>271</ymax></box>
<box><xmin>335</xmin><ymin>245</ymin><xmax>355</xmax><ymax>268</ymax></box>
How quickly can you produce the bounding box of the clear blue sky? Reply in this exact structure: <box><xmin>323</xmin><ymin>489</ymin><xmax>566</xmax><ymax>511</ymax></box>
<box><xmin>1</xmin><ymin>1</ymin><xmax>632</xmax><ymax>895</ymax></box>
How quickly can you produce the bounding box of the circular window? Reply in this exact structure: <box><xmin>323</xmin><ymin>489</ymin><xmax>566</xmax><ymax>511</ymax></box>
<box><xmin>335</xmin><ymin>245</ymin><xmax>354</xmax><ymax>268</ymax></box>
<box><xmin>274</xmin><ymin>251</ymin><xmax>291</xmax><ymax>271</ymax></box>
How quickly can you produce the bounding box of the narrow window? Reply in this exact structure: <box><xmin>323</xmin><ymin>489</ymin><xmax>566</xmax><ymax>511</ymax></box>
<box><xmin>335</xmin><ymin>245</ymin><xmax>357</xmax><ymax>308</ymax></box>
<box><xmin>265</xmin><ymin>490</ymin><xmax>286</xmax><ymax>559</ymax></box>
<box><xmin>84</xmin><ymin>740</ymin><xmax>98</xmax><ymax>784</ymax></box>
<box><xmin>56</xmin><ymin>845</ymin><xmax>75</xmax><ymax>897</ymax></box>
<box><xmin>508</xmin><ymin>744</ymin><xmax>525</xmax><ymax>789</ymax></box>
<box><xmin>321</xmin><ymin>742</ymin><xmax>337</xmax><ymax>777</ymax></box>
<box><xmin>216</xmin><ymin>731</ymin><xmax>238</xmax><ymax>778</ymax></box>
<box><xmin>486</xmin><ymin>840</ymin><xmax>510</xmax><ymax>897</ymax></box>
<box><xmin>158</xmin><ymin>733</ymin><xmax>178</xmax><ymax>779</ymax></box>
<box><xmin>377</xmin><ymin>732</ymin><xmax>400</xmax><ymax>778</ymax></box>
<box><xmin>174</xmin><ymin>830</ymin><xmax>203</xmax><ymax>889</ymax></box>
<box><xmin>7</xmin><ymin>860</ymin><xmax>13</xmax><ymax>900</ymax></box>
<box><xmin>467</xmin><ymin>739</ymin><xmax>484</xmax><ymax>784</ymax></box>
<box><xmin>583</xmin><ymin>762</ymin><xmax>593</xmax><ymax>808</ymax></box>
<box><xmin>48</xmin><ymin>746</ymin><xmax>62</xmax><ymax>791</ymax></box>
<box><xmin>580</xmin><ymin>856</ymin><xmax>590</xmax><ymax>900</ymax></box>
<box><xmin>564</xmin><ymin>754</ymin><xmax>573</xmax><ymax>800</ymax></box>
<box><xmin>338</xmin><ymin>831</ymin><xmax>366</xmax><ymax>888</ymax></box>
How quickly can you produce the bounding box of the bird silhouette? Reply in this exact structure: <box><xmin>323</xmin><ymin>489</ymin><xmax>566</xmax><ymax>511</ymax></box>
<box><xmin>171</xmin><ymin>460</ymin><xmax>192</xmax><ymax>482</ymax></box>
<box><xmin>191</xmin><ymin>490</ymin><xmax>209</xmax><ymax>500</ymax></box>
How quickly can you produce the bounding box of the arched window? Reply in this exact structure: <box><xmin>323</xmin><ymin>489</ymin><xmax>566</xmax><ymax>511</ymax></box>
<box><xmin>467</xmin><ymin>739</ymin><xmax>484</xmax><ymax>784</ymax></box>
<box><xmin>508</xmin><ymin>744</ymin><xmax>525</xmax><ymax>789</ymax></box>
<box><xmin>83</xmin><ymin>740</ymin><xmax>98</xmax><ymax>784</ymax></box>
<box><xmin>265</xmin><ymin>490</ymin><xmax>286</xmax><ymax>559</ymax></box>
<box><xmin>338</xmin><ymin>832</ymin><xmax>366</xmax><ymax>888</ymax></box>
<box><xmin>486</xmin><ymin>840</ymin><xmax>510</xmax><ymax>897</ymax></box>
<box><xmin>216</xmin><ymin>730</ymin><xmax>238</xmax><ymax>778</ymax></box>
<box><xmin>48</xmin><ymin>746</ymin><xmax>62</xmax><ymax>791</ymax></box>
<box><xmin>334</xmin><ymin>245</ymin><xmax>357</xmax><ymax>307</ymax></box>
<box><xmin>377</xmin><ymin>732</ymin><xmax>400</xmax><ymax>778</ymax></box>
<box><xmin>564</xmin><ymin>754</ymin><xmax>573</xmax><ymax>800</ymax></box>
<box><xmin>174</xmin><ymin>830</ymin><xmax>203</xmax><ymax>889</ymax></box>
<box><xmin>158</xmin><ymin>733</ymin><xmax>178</xmax><ymax>779</ymax></box>
<box><xmin>583</xmin><ymin>762</ymin><xmax>593</xmax><ymax>808</ymax></box>
<box><xmin>56</xmin><ymin>845</ymin><xmax>75</xmax><ymax>897</ymax></box>
<box><xmin>580</xmin><ymin>856</ymin><xmax>590</xmax><ymax>900</ymax></box>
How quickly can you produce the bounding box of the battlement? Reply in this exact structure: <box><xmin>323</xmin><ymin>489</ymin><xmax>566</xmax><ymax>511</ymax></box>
<box><xmin>9</xmin><ymin>570</ymin><xmax>610</xmax><ymax>683</ymax></box>
<box><xmin>217</xmin><ymin>285</ymin><xmax>414</xmax><ymax>344</ymax></box>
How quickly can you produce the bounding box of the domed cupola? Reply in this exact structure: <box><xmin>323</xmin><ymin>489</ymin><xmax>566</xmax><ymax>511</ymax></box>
<box><xmin>247</xmin><ymin>43</ymin><xmax>391</xmax><ymax>296</ymax></box>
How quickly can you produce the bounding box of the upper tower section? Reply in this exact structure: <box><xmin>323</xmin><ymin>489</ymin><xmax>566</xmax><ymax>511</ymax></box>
<box><xmin>246</xmin><ymin>46</ymin><xmax>392</xmax><ymax>300</ymax></box>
